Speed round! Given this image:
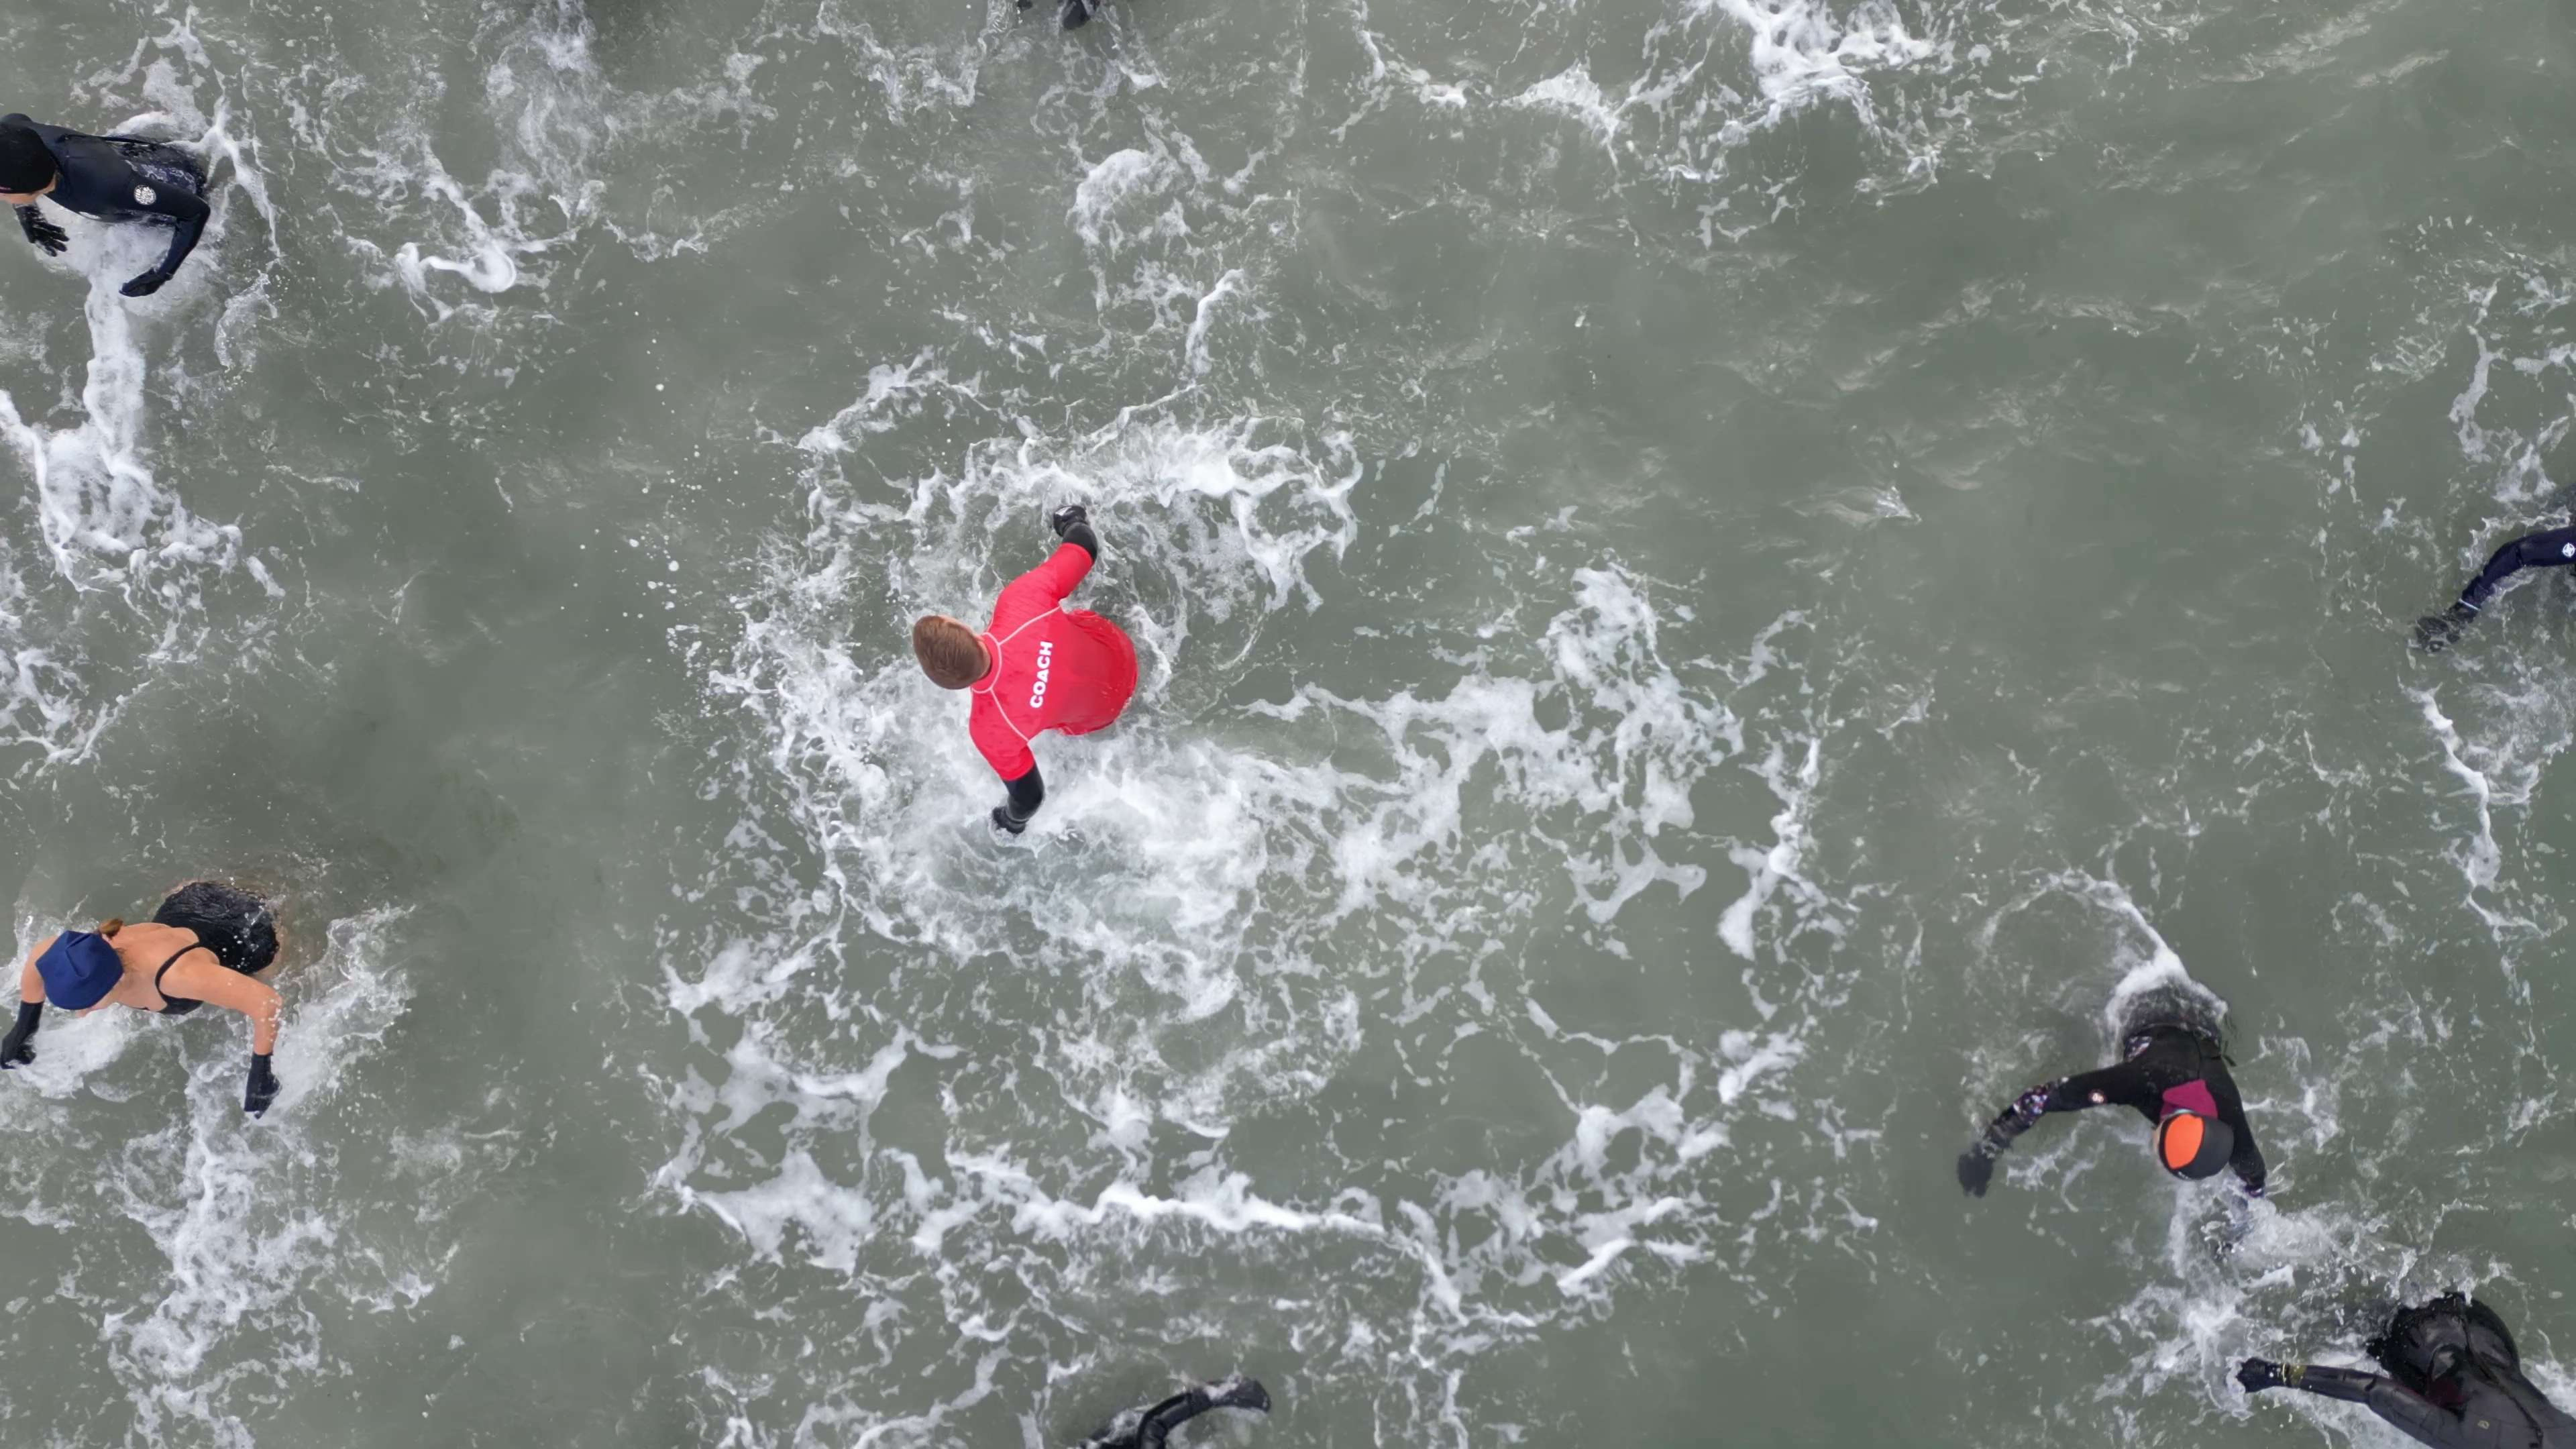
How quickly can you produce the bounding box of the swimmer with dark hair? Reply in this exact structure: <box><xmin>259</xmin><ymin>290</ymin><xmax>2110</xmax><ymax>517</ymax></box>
<box><xmin>0</xmin><ymin>114</ymin><xmax>211</xmax><ymax>297</ymax></box>
<box><xmin>911</xmin><ymin>504</ymin><xmax>1137</xmax><ymax>837</ymax></box>
<box><xmin>3</xmin><ymin>881</ymin><xmax>286</xmax><ymax>1115</ymax></box>
<box><xmin>2416</xmin><ymin>525</ymin><xmax>2576</xmax><ymax>653</ymax></box>
<box><xmin>2239</xmin><ymin>1294</ymin><xmax>2576</xmax><ymax>1448</ymax></box>
<box><xmin>1079</xmin><ymin>1377</ymin><xmax>1271</xmax><ymax>1449</ymax></box>
<box><xmin>1957</xmin><ymin>993</ymin><xmax>2267</xmax><ymax>1201</ymax></box>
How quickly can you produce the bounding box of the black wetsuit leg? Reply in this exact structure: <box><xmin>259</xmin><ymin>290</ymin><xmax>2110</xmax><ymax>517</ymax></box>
<box><xmin>2457</xmin><ymin>527</ymin><xmax>2576</xmax><ymax>615</ymax></box>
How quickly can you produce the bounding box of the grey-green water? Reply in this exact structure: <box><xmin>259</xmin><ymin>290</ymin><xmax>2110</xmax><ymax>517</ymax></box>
<box><xmin>3</xmin><ymin>0</ymin><xmax>2575</xmax><ymax>1444</ymax></box>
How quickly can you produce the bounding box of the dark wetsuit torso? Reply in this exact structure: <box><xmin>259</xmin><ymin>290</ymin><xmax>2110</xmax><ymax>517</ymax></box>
<box><xmin>2280</xmin><ymin>1302</ymin><xmax>2576</xmax><ymax>1449</ymax></box>
<box><xmin>1982</xmin><ymin>1025</ymin><xmax>2268</xmax><ymax>1193</ymax></box>
<box><xmin>2455</xmin><ymin>527</ymin><xmax>2576</xmax><ymax>616</ymax></box>
<box><xmin>4</xmin><ymin>115</ymin><xmax>209</xmax><ymax>280</ymax></box>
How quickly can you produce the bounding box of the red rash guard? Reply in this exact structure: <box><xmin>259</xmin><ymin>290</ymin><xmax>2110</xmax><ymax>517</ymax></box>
<box><xmin>968</xmin><ymin>541</ymin><xmax>1138</xmax><ymax>782</ymax></box>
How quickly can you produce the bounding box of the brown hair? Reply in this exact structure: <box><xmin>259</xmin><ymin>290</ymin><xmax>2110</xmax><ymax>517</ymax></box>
<box><xmin>97</xmin><ymin>918</ymin><xmax>123</xmax><ymax>936</ymax></box>
<box><xmin>912</xmin><ymin>616</ymin><xmax>988</xmax><ymax>690</ymax></box>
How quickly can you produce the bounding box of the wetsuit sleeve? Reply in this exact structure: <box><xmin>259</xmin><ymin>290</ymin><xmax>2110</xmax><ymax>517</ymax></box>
<box><xmin>1001</xmin><ymin>764</ymin><xmax>1044</xmax><ymax>826</ymax></box>
<box><xmin>2457</xmin><ymin>527</ymin><xmax>2576</xmax><ymax>613</ymax></box>
<box><xmin>2279</xmin><ymin>1366</ymin><xmax>2465</xmax><ymax>1448</ymax></box>
<box><xmin>1132</xmin><ymin>1389</ymin><xmax>1216</xmax><ymax>1449</ymax></box>
<box><xmin>2041</xmin><ymin>1063</ymin><xmax>2161</xmax><ymax>1115</ymax></box>
<box><xmin>2208</xmin><ymin>1070</ymin><xmax>2267</xmax><ymax>1196</ymax></box>
<box><xmin>145</xmin><ymin>185</ymin><xmax>209</xmax><ymax>279</ymax></box>
<box><xmin>1973</xmin><ymin>1063</ymin><xmax>2151</xmax><ymax>1157</ymax></box>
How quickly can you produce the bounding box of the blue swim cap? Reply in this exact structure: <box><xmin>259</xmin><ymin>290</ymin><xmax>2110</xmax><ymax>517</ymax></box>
<box><xmin>36</xmin><ymin>930</ymin><xmax>121</xmax><ymax>1010</ymax></box>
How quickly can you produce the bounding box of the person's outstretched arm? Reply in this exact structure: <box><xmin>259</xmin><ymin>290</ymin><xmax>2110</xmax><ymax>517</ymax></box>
<box><xmin>2239</xmin><ymin>1359</ymin><xmax>2463</xmax><ymax>1448</ymax></box>
<box><xmin>121</xmin><ymin>185</ymin><xmax>208</xmax><ymax>297</ymax></box>
<box><xmin>170</xmin><ymin>960</ymin><xmax>282</xmax><ymax>1116</ymax></box>
<box><xmin>1957</xmin><ymin>1063</ymin><xmax>2153</xmax><ymax>1197</ymax></box>
<box><xmin>1134</xmin><ymin>1378</ymin><xmax>1271</xmax><ymax>1449</ymax></box>
<box><xmin>2419</xmin><ymin>527</ymin><xmax>2576</xmax><ymax>651</ymax></box>
<box><xmin>1002</xmin><ymin>505</ymin><xmax>1098</xmax><ymax>612</ymax></box>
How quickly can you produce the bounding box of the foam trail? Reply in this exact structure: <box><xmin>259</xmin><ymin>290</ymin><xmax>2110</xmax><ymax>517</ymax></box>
<box><xmin>2400</xmin><ymin>686</ymin><xmax>2504</xmax><ymax>897</ymax></box>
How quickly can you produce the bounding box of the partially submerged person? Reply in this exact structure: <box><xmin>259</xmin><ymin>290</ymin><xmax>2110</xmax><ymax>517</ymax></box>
<box><xmin>0</xmin><ymin>112</ymin><xmax>211</xmax><ymax>297</ymax></box>
<box><xmin>2239</xmin><ymin>1293</ymin><xmax>2576</xmax><ymax>1448</ymax></box>
<box><xmin>1079</xmin><ymin>1376</ymin><xmax>1269</xmax><ymax>1449</ymax></box>
<box><xmin>913</xmin><ymin>504</ymin><xmax>1138</xmax><ymax>837</ymax></box>
<box><xmin>3</xmin><ymin>881</ymin><xmax>284</xmax><ymax>1115</ymax></box>
<box><xmin>1018</xmin><ymin>0</ymin><xmax>1101</xmax><ymax>29</ymax></box>
<box><xmin>1957</xmin><ymin>989</ymin><xmax>2266</xmax><ymax>1200</ymax></box>
<box><xmin>2416</xmin><ymin>524</ymin><xmax>2576</xmax><ymax>652</ymax></box>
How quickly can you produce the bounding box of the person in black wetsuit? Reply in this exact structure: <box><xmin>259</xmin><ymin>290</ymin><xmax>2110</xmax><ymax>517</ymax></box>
<box><xmin>2239</xmin><ymin>1294</ymin><xmax>2576</xmax><ymax>1448</ymax></box>
<box><xmin>0</xmin><ymin>113</ymin><xmax>211</xmax><ymax>297</ymax></box>
<box><xmin>2415</xmin><ymin>526</ymin><xmax>2576</xmax><ymax>653</ymax></box>
<box><xmin>1078</xmin><ymin>1377</ymin><xmax>1270</xmax><ymax>1448</ymax></box>
<box><xmin>2</xmin><ymin>881</ymin><xmax>285</xmax><ymax>1116</ymax></box>
<box><xmin>1957</xmin><ymin>996</ymin><xmax>2267</xmax><ymax>1199</ymax></box>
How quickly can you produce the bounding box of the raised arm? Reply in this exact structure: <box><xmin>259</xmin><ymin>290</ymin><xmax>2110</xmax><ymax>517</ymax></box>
<box><xmin>1005</xmin><ymin>506</ymin><xmax>1098</xmax><ymax>609</ymax></box>
<box><xmin>167</xmin><ymin>959</ymin><xmax>282</xmax><ymax>1115</ymax></box>
<box><xmin>2239</xmin><ymin>1360</ymin><xmax>2465</xmax><ymax>1449</ymax></box>
<box><xmin>1957</xmin><ymin>1063</ymin><xmax>2153</xmax><ymax>1197</ymax></box>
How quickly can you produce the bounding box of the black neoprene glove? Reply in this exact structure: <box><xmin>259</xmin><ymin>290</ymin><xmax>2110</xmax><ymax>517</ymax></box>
<box><xmin>2236</xmin><ymin>1358</ymin><xmax>2285</xmax><ymax>1393</ymax></box>
<box><xmin>1</xmin><ymin>1000</ymin><xmax>42</xmax><ymax>1068</ymax></box>
<box><xmin>991</xmin><ymin>805</ymin><xmax>1028</xmax><ymax>836</ymax></box>
<box><xmin>1061</xmin><ymin>0</ymin><xmax>1094</xmax><ymax>28</ymax></box>
<box><xmin>15</xmin><ymin>205</ymin><xmax>65</xmax><ymax>256</ymax></box>
<box><xmin>1050</xmin><ymin>504</ymin><xmax>1089</xmax><ymax>538</ymax></box>
<box><xmin>243</xmin><ymin>1053</ymin><xmax>280</xmax><ymax>1116</ymax></box>
<box><xmin>2415</xmin><ymin>603</ymin><xmax>2475</xmax><ymax>653</ymax></box>
<box><xmin>120</xmin><ymin>268</ymin><xmax>173</xmax><ymax>299</ymax></box>
<box><xmin>1956</xmin><ymin>1146</ymin><xmax>1996</xmax><ymax>1197</ymax></box>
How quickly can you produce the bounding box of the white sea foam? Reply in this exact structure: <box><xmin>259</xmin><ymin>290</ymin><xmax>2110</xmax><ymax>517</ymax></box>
<box><xmin>3</xmin><ymin>907</ymin><xmax>443</xmax><ymax>1444</ymax></box>
<box><xmin>655</xmin><ymin>359</ymin><xmax>1877</xmax><ymax>1446</ymax></box>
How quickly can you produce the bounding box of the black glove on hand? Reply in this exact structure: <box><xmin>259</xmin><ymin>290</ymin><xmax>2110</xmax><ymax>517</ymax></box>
<box><xmin>243</xmin><ymin>1053</ymin><xmax>280</xmax><ymax>1116</ymax></box>
<box><xmin>120</xmin><ymin>268</ymin><xmax>173</xmax><ymax>299</ymax></box>
<box><xmin>16</xmin><ymin>205</ymin><xmax>66</xmax><ymax>256</ymax></box>
<box><xmin>1061</xmin><ymin>0</ymin><xmax>1094</xmax><ymax>28</ymax></box>
<box><xmin>1050</xmin><ymin>504</ymin><xmax>1089</xmax><ymax>538</ymax></box>
<box><xmin>1956</xmin><ymin>1146</ymin><xmax>1996</xmax><ymax>1197</ymax></box>
<box><xmin>1211</xmin><ymin>1378</ymin><xmax>1271</xmax><ymax>1414</ymax></box>
<box><xmin>2414</xmin><ymin>604</ymin><xmax>2474</xmax><ymax>653</ymax></box>
<box><xmin>2235</xmin><ymin>1358</ymin><xmax>2284</xmax><ymax>1394</ymax></box>
<box><xmin>991</xmin><ymin>805</ymin><xmax>1028</xmax><ymax>836</ymax></box>
<box><xmin>1</xmin><ymin>1000</ymin><xmax>42</xmax><ymax>1068</ymax></box>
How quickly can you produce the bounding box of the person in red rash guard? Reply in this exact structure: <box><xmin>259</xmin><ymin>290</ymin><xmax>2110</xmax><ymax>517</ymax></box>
<box><xmin>912</xmin><ymin>505</ymin><xmax>1138</xmax><ymax>834</ymax></box>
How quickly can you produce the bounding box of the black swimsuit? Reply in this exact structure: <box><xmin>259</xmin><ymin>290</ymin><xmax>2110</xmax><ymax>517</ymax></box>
<box><xmin>152</xmin><ymin>943</ymin><xmax>222</xmax><ymax>1017</ymax></box>
<box><xmin>144</xmin><ymin>883</ymin><xmax>278</xmax><ymax>1016</ymax></box>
